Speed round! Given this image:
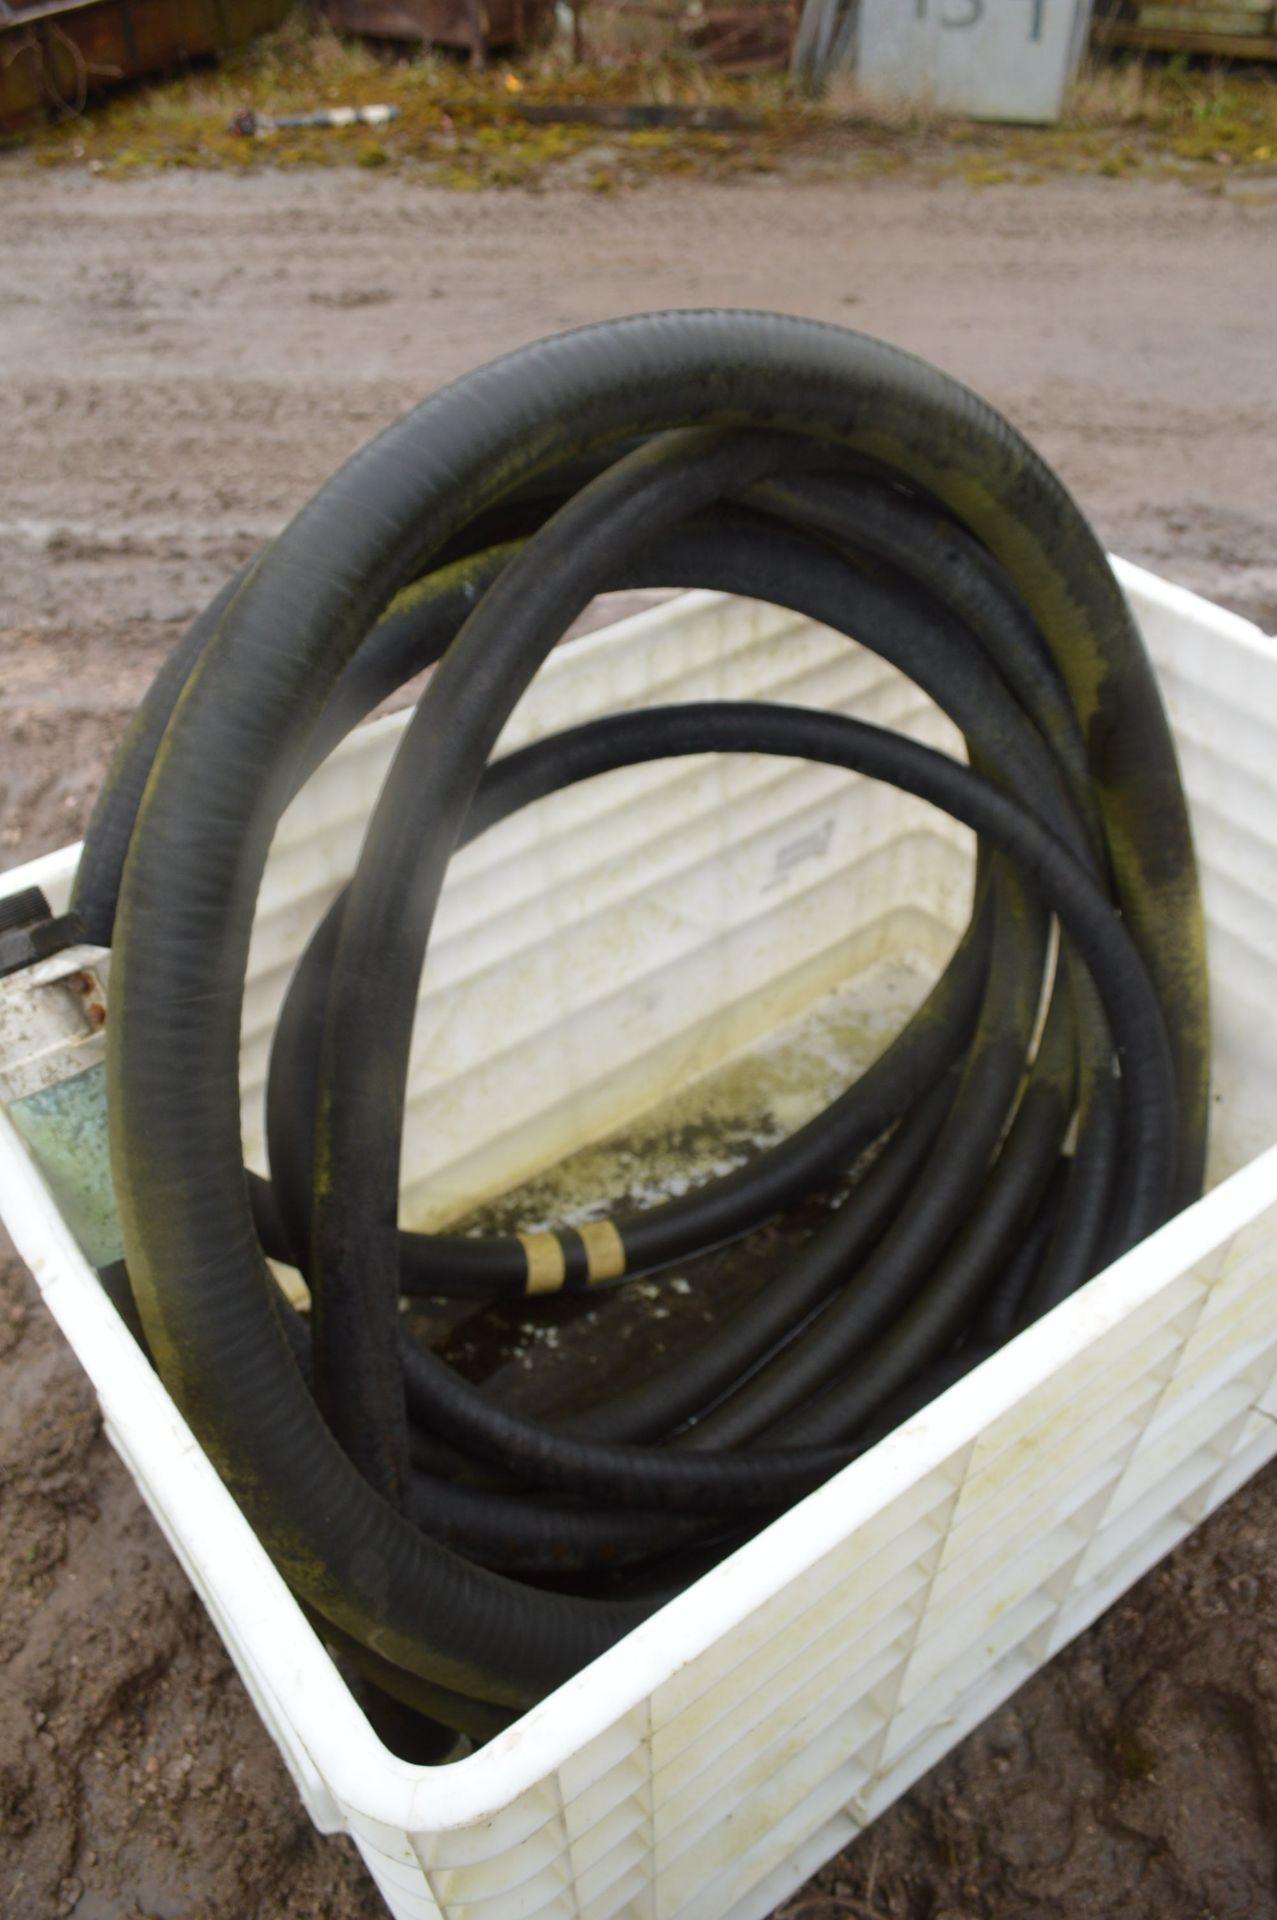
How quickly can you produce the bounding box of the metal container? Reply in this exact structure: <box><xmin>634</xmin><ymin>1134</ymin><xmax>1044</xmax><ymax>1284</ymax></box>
<box><xmin>856</xmin><ymin>0</ymin><xmax>1095</xmax><ymax>125</ymax></box>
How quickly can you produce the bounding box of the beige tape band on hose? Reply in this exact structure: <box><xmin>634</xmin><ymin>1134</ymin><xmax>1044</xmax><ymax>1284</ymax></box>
<box><xmin>578</xmin><ymin>1219</ymin><xmax>626</xmax><ymax>1285</ymax></box>
<box><xmin>518</xmin><ymin>1231</ymin><xmax>567</xmax><ymax>1296</ymax></box>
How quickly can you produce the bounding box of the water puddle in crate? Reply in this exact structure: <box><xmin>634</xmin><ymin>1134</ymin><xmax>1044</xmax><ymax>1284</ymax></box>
<box><xmin>403</xmin><ymin>951</ymin><xmax>936</xmax><ymax>1420</ymax></box>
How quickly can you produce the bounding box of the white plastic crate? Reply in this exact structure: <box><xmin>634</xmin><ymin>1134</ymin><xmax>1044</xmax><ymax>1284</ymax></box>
<box><xmin>2</xmin><ymin>561</ymin><xmax>1276</xmax><ymax>1920</ymax></box>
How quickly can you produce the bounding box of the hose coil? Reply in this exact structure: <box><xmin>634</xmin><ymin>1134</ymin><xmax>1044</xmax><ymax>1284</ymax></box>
<box><xmin>78</xmin><ymin>312</ymin><xmax>1208</xmax><ymax>1740</ymax></box>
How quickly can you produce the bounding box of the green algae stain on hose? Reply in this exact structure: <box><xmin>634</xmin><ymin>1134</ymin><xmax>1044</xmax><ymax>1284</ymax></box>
<box><xmin>845</xmin><ymin>416</ymin><xmax>1207</xmax><ymax>1205</ymax></box>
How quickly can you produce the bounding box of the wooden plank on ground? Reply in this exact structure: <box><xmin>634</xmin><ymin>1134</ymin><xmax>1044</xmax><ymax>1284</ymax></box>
<box><xmin>1094</xmin><ymin>18</ymin><xmax>1277</xmax><ymax>55</ymax></box>
<box><xmin>1139</xmin><ymin>8</ymin><xmax>1273</xmax><ymax>32</ymax></box>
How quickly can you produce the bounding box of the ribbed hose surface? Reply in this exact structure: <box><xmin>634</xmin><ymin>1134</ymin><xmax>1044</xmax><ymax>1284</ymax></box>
<box><xmin>77</xmin><ymin>312</ymin><xmax>1209</xmax><ymax>1742</ymax></box>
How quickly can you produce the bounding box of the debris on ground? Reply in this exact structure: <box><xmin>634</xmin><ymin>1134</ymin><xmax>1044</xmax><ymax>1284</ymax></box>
<box><xmin>3</xmin><ymin>11</ymin><xmax>1276</xmax><ymax>194</ymax></box>
<box><xmin>228</xmin><ymin>101</ymin><xmax>399</xmax><ymax>135</ymax></box>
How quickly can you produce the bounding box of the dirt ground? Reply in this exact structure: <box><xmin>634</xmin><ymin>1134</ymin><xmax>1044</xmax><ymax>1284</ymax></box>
<box><xmin>2</xmin><ymin>166</ymin><xmax>1277</xmax><ymax>1920</ymax></box>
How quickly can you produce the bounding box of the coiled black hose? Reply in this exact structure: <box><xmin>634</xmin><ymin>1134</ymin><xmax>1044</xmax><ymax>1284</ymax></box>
<box><xmin>78</xmin><ymin>312</ymin><xmax>1208</xmax><ymax>1742</ymax></box>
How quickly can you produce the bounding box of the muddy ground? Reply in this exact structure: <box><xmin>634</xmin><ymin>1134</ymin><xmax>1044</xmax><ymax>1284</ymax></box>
<box><xmin>1</xmin><ymin>167</ymin><xmax>1276</xmax><ymax>1920</ymax></box>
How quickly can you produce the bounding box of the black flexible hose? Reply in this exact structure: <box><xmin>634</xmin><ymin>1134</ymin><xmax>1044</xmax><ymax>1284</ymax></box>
<box><xmin>79</xmin><ymin>311</ymin><xmax>1208</xmax><ymax>1740</ymax></box>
